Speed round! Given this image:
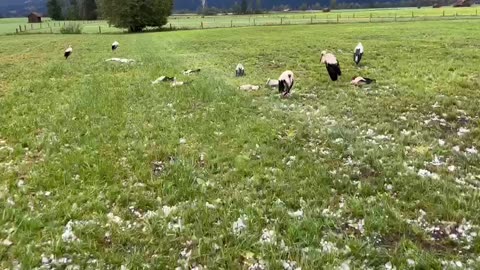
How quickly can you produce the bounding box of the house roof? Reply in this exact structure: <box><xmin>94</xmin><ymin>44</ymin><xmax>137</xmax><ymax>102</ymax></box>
<box><xmin>29</xmin><ymin>12</ymin><xmax>42</xmax><ymax>17</ymax></box>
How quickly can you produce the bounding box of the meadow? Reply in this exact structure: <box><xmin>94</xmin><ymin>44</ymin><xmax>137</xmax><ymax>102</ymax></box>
<box><xmin>1</xmin><ymin>18</ymin><xmax>480</xmax><ymax>269</ymax></box>
<box><xmin>0</xmin><ymin>6</ymin><xmax>479</xmax><ymax>34</ymax></box>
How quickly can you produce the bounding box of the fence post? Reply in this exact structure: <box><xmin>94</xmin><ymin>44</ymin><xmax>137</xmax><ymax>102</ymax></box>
<box><xmin>16</xmin><ymin>28</ymin><xmax>19</xmax><ymax>34</ymax></box>
<box><xmin>337</xmin><ymin>14</ymin><xmax>339</xmax><ymax>23</ymax></box>
<box><xmin>395</xmin><ymin>13</ymin><xmax>397</xmax><ymax>22</ymax></box>
<box><xmin>476</xmin><ymin>9</ymin><xmax>478</xmax><ymax>16</ymax></box>
<box><xmin>170</xmin><ymin>23</ymin><xmax>172</xmax><ymax>30</ymax></box>
<box><xmin>443</xmin><ymin>10</ymin><xmax>445</xmax><ymax>16</ymax></box>
<box><xmin>50</xmin><ymin>27</ymin><xmax>53</xmax><ymax>34</ymax></box>
<box><xmin>31</xmin><ymin>24</ymin><xmax>33</xmax><ymax>30</ymax></box>
<box><xmin>311</xmin><ymin>17</ymin><xmax>313</xmax><ymax>24</ymax></box>
<box><xmin>254</xmin><ymin>18</ymin><xmax>256</xmax><ymax>26</ymax></box>
<box><xmin>369</xmin><ymin>13</ymin><xmax>372</xmax><ymax>22</ymax></box>
<box><xmin>281</xmin><ymin>17</ymin><xmax>283</xmax><ymax>25</ymax></box>
<box><xmin>353</xmin><ymin>13</ymin><xmax>355</xmax><ymax>19</ymax></box>
<box><xmin>99</xmin><ymin>26</ymin><xmax>101</xmax><ymax>33</ymax></box>
<box><xmin>19</xmin><ymin>25</ymin><xmax>22</xmax><ymax>32</ymax></box>
<box><xmin>201</xmin><ymin>21</ymin><xmax>203</xmax><ymax>29</ymax></box>
<box><xmin>24</xmin><ymin>25</ymin><xmax>27</xmax><ymax>31</ymax></box>
<box><xmin>40</xmin><ymin>23</ymin><xmax>42</xmax><ymax>29</ymax></box>
<box><xmin>231</xmin><ymin>20</ymin><xmax>233</xmax><ymax>27</ymax></box>
<box><xmin>411</xmin><ymin>11</ymin><xmax>414</xmax><ymax>18</ymax></box>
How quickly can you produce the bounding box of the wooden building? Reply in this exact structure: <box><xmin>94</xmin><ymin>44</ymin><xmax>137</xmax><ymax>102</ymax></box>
<box><xmin>28</xmin><ymin>12</ymin><xmax>42</xmax><ymax>23</ymax></box>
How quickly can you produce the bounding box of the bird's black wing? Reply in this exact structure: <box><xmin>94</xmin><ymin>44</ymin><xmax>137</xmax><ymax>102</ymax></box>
<box><xmin>326</xmin><ymin>64</ymin><xmax>338</xmax><ymax>81</ymax></box>
<box><xmin>278</xmin><ymin>80</ymin><xmax>286</xmax><ymax>93</ymax></box>
<box><xmin>363</xmin><ymin>77</ymin><xmax>375</xmax><ymax>84</ymax></box>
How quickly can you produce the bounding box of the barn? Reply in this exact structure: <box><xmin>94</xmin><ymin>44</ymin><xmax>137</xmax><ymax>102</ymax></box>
<box><xmin>28</xmin><ymin>12</ymin><xmax>42</xmax><ymax>23</ymax></box>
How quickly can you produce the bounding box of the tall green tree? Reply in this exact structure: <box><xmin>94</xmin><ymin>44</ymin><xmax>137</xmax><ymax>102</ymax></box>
<box><xmin>47</xmin><ymin>0</ymin><xmax>63</xmax><ymax>20</ymax></box>
<box><xmin>329</xmin><ymin>0</ymin><xmax>337</xmax><ymax>9</ymax></box>
<box><xmin>102</xmin><ymin>0</ymin><xmax>173</xmax><ymax>32</ymax></box>
<box><xmin>83</xmin><ymin>0</ymin><xmax>97</xmax><ymax>20</ymax></box>
<box><xmin>240</xmin><ymin>0</ymin><xmax>248</xmax><ymax>14</ymax></box>
<box><xmin>66</xmin><ymin>0</ymin><xmax>80</xmax><ymax>20</ymax></box>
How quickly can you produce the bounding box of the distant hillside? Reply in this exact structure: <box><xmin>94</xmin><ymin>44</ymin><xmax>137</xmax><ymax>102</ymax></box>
<box><xmin>0</xmin><ymin>0</ymin><xmax>46</xmax><ymax>17</ymax></box>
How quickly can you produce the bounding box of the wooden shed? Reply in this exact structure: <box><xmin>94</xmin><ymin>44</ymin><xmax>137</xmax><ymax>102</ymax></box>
<box><xmin>28</xmin><ymin>12</ymin><xmax>42</xmax><ymax>23</ymax></box>
<box><xmin>453</xmin><ymin>0</ymin><xmax>472</xmax><ymax>7</ymax></box>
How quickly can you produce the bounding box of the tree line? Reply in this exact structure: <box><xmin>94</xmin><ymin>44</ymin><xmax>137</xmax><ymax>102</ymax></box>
<box><xmin>47</xmin><ymin>0</ymin><xmax>97</xmax><ymax>20</ymax></box>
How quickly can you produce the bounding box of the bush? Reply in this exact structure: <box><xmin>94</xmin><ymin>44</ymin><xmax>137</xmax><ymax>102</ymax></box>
<box><xmin>60</xmin><ymin>23</ymin><xmax>83</xmax><ymax>34</ymax></box>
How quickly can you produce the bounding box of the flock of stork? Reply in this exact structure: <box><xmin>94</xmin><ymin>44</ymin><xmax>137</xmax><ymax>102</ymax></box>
<box><xmin>63</xmin><ymin>41</ymin><xmax>374</xmax><ymax>97</ymax></box>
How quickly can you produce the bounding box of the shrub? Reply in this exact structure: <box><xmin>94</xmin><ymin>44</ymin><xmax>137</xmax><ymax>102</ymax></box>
<box><xmin>60</xmin><ymin>23</ymin><xmax>83</xmax><ymax>34</ymax></box>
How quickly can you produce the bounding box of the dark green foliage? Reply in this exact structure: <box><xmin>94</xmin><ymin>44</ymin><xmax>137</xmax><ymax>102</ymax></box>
<box><xmin>240</xmin><ymin>0</ymin><xmax>248</xmax><ymax>14</ymax></box>
<box><xmin>60</xmin><ymin>22</ymin><xmax>82</xmax><ymax>33</ymax></box>
<box><xmin>47</xmin><ymin>0</ymin><xmax>63</xmax><ymax>20</ymax></box>
<box><xmin>82</xmin><ymin>0</ymin><xmax>97</xmax><ymax>20</ymax></box>
<box><xmin>102</xmin><ymin>0</ymin><xmax>173</xmax><ymax>32</ymax></box>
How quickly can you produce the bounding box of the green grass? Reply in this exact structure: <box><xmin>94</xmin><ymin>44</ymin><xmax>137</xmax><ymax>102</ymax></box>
<box><xmin>1</xmin><ymin>6</ymin><xmax>479</xmax><ymax>35</ymax></box>
<box><xmin>1</xmin><ymin>19</ymin><xmax>480</xmax><ymax>269</ymax></box>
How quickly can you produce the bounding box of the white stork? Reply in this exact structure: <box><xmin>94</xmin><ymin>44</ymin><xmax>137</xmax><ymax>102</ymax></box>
<box><xmin>321</xmin><ymin>51</ymin><xmax>341</xmax><ymax>81</ymax></box>
<box><xmin>354</xmin><ymin>42</ymin><xmax>363</xmax><ymax>65</ymax></box>
<box><xmin>235</xmin><ymin>64</ymin><xmax>245</xmax><ymax>77</ymax></box>
<box><xmin>64</xmin><ymin>45</ymin><xmax>73</xmax><ymax>60</ymax></box>
<box><xmin>351</xmin><ymin>76</ymin><xmax>375</xmax><ymax>86</ymax></box>
<box><xmin>112</xmin><ymin>41</ymin><xmax>119</xmax><ymax>51</ymax></box>
<box><xmin>278</xmin><ymin>70</ymin><xmax>295</xmax><ymax>97</ymax></box>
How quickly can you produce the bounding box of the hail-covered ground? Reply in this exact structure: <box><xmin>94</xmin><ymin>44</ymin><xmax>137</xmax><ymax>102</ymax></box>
<box><xmin>0</xmin><ymin>20</ymin><xmax>480</xmax><ymax>269</ymax></box>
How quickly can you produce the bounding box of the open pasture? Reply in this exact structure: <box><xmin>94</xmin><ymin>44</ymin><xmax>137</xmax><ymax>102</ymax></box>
<box><xmin>1</xmin><ymin>20</ymin><xmax>480</xmax><ymax>269</ymax></box>
<box><xmin>1</xmin><ymin>6</ymin><xmax>479</xmax><ymax>35</ymax></box>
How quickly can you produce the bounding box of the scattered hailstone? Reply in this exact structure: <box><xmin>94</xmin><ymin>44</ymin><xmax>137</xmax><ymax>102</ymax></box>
<box><xmin>452</xmin><ymin>145</ymin><xmax>461</xmax><ymax>152</ymax></box>
<box><xmin>17</xmin><ymin>179</ymin><xmax>25</xmax><ymax>188</ymax></box>
<box><xmin>407</xmin><ymin>259</ymin><xmax>416</xmax><ymax>267</ymax></box>
<box><xmin>2</xmin><ymin>239</ymin><xmax>13</xmax><ymax>247</ymax></box>
<box><xmin>337</xmin><ymin>260</ymin><xmax>351</xmax><ymax>270</ymax></box>
<box><xmin>448</xmin><ymin>165</ymin><xmax>456</xmax><ymax>172</ymax></box>
<box><xmin>179</xmin><ymin>138</ymin><xmax>187</xmax><ymax>144</ymax></box>
<box><xmin>259</xmin><ymin>229</ymin><xmax>276</xmax><ymax>244</ymax></box>
<box><xmin>107</xmin><ymin>212</ymin><xmax>123</xmax><ymax>224</ymax></box>
<box><xmin>417</xmin><ymin>169</ymin><xmax>439</xmax><ymax>180</ymax></box>
<box><xmin>248</xmin><ymin>261</ymin><xmax>267</xmax><ymax>270</ymax></box>
<box><xmin>62</xmin><ymin>221</ymin><xmax>78</xmax><ymax>243</ymax></box>
<box><xmin>162</xmin><ymin>205</ymin><xmax>176</xmax><ymax>217</ymax></box>
<box><xmin>384</xmin><ymin>261</ymin><xmax>396</xmax><ymax>270</ymax></box>
<box><xmin>288</xmin><ymin>209</ymin><xmax>304</xmax><ymax>219</ymax></box>
<box><xmin>232</xmin><ymin>215</ymin><xmax>248</xmax><ymax>235</ymax></box>
<box><xmin>282</xmin><ymin>260</ymin><xmax>301</xmax><ymax>270</ymax></box>
<box><xmin>205</xmin><ymin>202</ymin><xmax>217</xmax><ymax>209</ymax></box>
<box><xmin>400</xmin><ymin>129</ymin><xmax>412</xmax><ymax>136</ymax></box>
<box><xmin>167</xmin><ymin>218</ymin><xmax>183</xmax><ymax>231</ymax></box>
<box><xmin>457</xmin><ymin>128</ymin><xmax>470</xmax><ymax>136</ymax></box>
<box><xmin>465</xmin><ymin>146</ymin><xmax>478</xmax><ymax>155</ymax></box>
<box><xmin>385</xmin><ymin>184</ymin><xmax>393</xmax><ymax>191</ymax></box>
<box><xmin>438</xmin><ymin>139</ymin><xmax>445</xmax><ymax>146</ymax></box>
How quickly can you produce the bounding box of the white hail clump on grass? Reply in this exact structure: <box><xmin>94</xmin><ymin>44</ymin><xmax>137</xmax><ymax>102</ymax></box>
<box><xmin>288</xmin><ymin>209</ymin><xmax>304</xmax><ymax>219</ymax></box>
<box><xmin>7</xmin><ymin>197</ymin><xmax>15</xmax><ymax>206</ymax></box>
<box><xmin>348</xmin><ymin>219</ymin><xmax>365</xmax><ymax>234</ymax></box>
<box><xmin>337</xmin><ymin>260</ymin><xmax>351</xmax><ymax>270</ymax></box>
<box><xmin>168</xmin><ymin>218</ymin><xmax>183</xmax><ymax>232</ymax></box>
<box><xmin>438</xmin><ymin>139</ymin><xmax>445</xmax><ymax>146</ymax></box>
<box><xmin>232</xmin><ymin>215</ymin><xmax>248</xmax><ymax>235</ymax></box>
<box><xmin>448</xmin><ymin>165</ymin><xmax>456</xmax><ymax>172</ymax></box>
<box><xmin>179</xmin><ymin>138</ymin><xmax>187</xmax><ymax>144</ymax></box>
<box><xmin>453</xmin><ymin>145</ymin><xmax>461</xmax><ymax>152</ymax></box>
<box><xmin>62</xmin><ymin>221</ymin><xmax>78</xmax><ymax>243</ymax></box>
<box><xmin>417</xmin><ymin>169</ymin><xmax>439</xmax><ymax>180</ymax></box>
<box><xmin>162</xmin><ymin>205</ymin><xmax>176</xmax><ymax>217</ymax></box>
<box><xmin>205</xmin><ymin>202</ymin><xmax>217</xmax><ymax>209</ymax></box>
<box><xmin>17</xmin><ymin>179</ymin><xmax>25</xmax><ymax>188</ymax></box>
<box><xmin>384</xmin><ymin>262</ymin><xmax>396</xmax><ymax>270</ymax></box>
<box><xmin>259</xmin><ymin>228</ymin><xmax>276</xmax><ymax>244</ymax></box>
<box><xmin>2</xmin><ymin>238</ymin><xmax>13</xmax><ymax>247</ymax></box>
<box><xmin>107</xmin><ymin>212</ymin><xmax>123</xmax><ymax>224</ymax></box>
<box><xmin>465</xmin><ymin>146</ymin><xmax>478</xmax><ymax>155</ymax></box>
<box><xmin>320</xmin><ymin>239</ymin><xmax>338</xmax><ymax>254</ymax></box>
<box><xmin>432</xmin><ymin>101</ymin><xmax>441</xmax><ymax>108</ymax></box>
<box><xmin>407</xmin><ymin>259</ymin><xmax>416</xmax><ymax>267</ymax></box>
<box><xmin>282</xmin><ymin>260</ymin><xmax>301</xmax><ymax>270</ymax></box>
<box><xmin>457</xmin><ymin>127</ymin><xmax>470</xmax><ymax>136</ymax></box>
<box><xmin>334</xmin><ymin>138</ymin><xmax>344</xmax><ymax>144</ymax></box>
<box><xmin>427</xmin><ymin>155</ymin><xmax>445</xmax><ymax>166</ymax></box>
<box><xmin>385</xmin><ymin>184</ymin><xmax>393</xmax><ymax>191</ymax></box>
<box><xmin>248</xmin><ymin>261</ymin><xmax>267</xmax><ymax>270</ymax></box>
<box><xmin>144</xmin><ymin>210</ymin><xmax>158</xmax><ymax>219</ymax></box>
<box><xmin>400</xmin><ymin>129</ymin><xmax>412</xmax><ymax>136</ymax></box>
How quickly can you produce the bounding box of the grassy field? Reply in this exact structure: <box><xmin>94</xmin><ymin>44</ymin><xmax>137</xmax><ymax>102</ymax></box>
<box><xmin>0</xmin><ymin>6</ymin><xmax>479</xmax><ymax>34</ymax></box>
<box><xmin>1</xmin><ymin>19</ymin><xmax>480</xmax><ymax>269</ymax></box>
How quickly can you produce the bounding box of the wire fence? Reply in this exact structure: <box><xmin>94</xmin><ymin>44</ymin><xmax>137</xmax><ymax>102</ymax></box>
<box><xmin>13</xmin><ymin>8</ymin><xmax>480</xmax><ymax>34</ymax></box>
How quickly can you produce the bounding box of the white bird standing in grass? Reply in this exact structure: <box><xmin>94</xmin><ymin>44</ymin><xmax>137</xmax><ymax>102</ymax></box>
<box><xmin>278</xmin><ymin>70</ymin><xmax>295</xmax><ymax>97</ymax></box>
<box><xmin>112</xmin><ymin>41</ymin><xmax>119</xmax><ymax>51</ymax></box>
<box><xmin>350</xmin><ymin>76</ymin><xmax>375</xmax><ymax>86</ymax></box>
<box><xmin>235</xmin><ymin>64</ymin><xmax>245</xmax><ymax>77</ymax></box>
<box><xmin>64</xmin><ymin>45</ymin><xmax>73</xmax><ymax>60</ymax></box>
<box><xmin>320</xmin><ymin>51</ymin><xmax>341</xmax><ymax>81</ymax></box>
<box><xmin>354</xmin><ymin>42</ymin><xmax>364</xmax><ymax>65</ymax></box>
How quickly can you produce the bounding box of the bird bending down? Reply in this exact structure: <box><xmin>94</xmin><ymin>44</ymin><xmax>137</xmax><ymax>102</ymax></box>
<box><xmin>278</xmin><ymin>70</ymin><xmax>295</xmax><ymax>97</ymax></box>
<box><xmin>235</xmin><ymin>64</ymin><xmax>245</xmax><ymax>77</ymax></box>
<box><xmin>354</xmin><ymin>42</ymin><xmax>363</xmax><ymax>66</ymax></box>
<box><xmin>64</xmin><ymin>45</ymin><xmax>73</xmax><ymax>60</ymax></box>
<box><xmin>112</xmin><ymin>41</ymin><xmax>119</xmax><ymax>51</ymax></box>
<box><xmin>321</xmin><ymin>51</ymin><xmax>341</xmax><ymax>81</ymax></box>
<box><xmin>350</xmin><ymin>76</ymin><xmax>375</xmax><ymax>86</ymax></box>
